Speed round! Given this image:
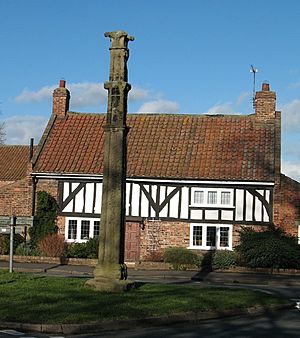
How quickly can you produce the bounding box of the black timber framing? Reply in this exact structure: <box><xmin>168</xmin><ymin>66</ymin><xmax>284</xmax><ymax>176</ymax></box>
<box><xmin>56</xmin><ymin>178</ymin><xmax>273</xmax><ymax>225</ymax></box>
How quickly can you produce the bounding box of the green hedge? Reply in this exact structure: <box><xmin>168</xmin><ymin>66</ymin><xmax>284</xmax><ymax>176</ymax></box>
<box><xmin>236</xmin><ymin>227</ymin><xmax>300</xmax><ymax>269</ymax></box>
<box><xmin>0</xmin><ymin>234</ymin><xmax>24</xmax><ymax>255</ymax></box>
<box><xmin>66</xmin><ymin>237</ymin><xmax>99</xmax><ymax>259</ymax></box>
<box><xmin>15</xmin><ymin>243</ymin><xmax>39</xmax><ymax>256</ymax></box>
<box><xmin>212</xmin><ymin>250</ymin><xmax>238</xmax><ymax>270</ymax></box>
<box><xmin>29</xmin><ymin>191</ymin><xmax>58</xmax><ymax>248</ymax></box>
<box><xmin>164</xmin><ymin>247</ymin><xmax>203</xmax><ymax>270</ymax></box>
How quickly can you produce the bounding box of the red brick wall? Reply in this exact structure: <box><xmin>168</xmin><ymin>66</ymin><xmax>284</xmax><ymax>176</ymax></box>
<box><xmin>274</xmin><ymin>174</ymin><xmax>300</xmax><ymax>236</ymax></box>
<box><xmin>0</xmin><ymin>181</ymin><xmax>14</xmax><ymax>188</ymax></box>
<box><xmin>36</xmin><ymin>179</ymin><xmax>59</xmax><ymax>199</ymax></box>
<box><xmin>232</xmin><ymin>224</ymin><xmax>267</xmax><ymax>247</ymax></box>
<box><xmin>139</xmin><ymin>220</ymin><xmax>190</xmax><ymax>260</ymax></box>
<box><xmin>57</xmin><ymin>215</ymin><xmax>65</xmax><ymax>236</ymax></box>
<box><xmin>0</xmin><ymin>177</ymin><xmax>32</xmax><ymax>216</ymax></box>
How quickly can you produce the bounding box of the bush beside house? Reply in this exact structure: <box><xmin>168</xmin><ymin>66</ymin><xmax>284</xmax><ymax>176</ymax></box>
<box><xmin>236</xmin><ymin>227</ymin><xmax>300</xmax><ymax>269</ymax></box>
<box><xmin>164</xmin><ymin>247</ymin><xmax>203</xmax><ymax>270</ymax></box>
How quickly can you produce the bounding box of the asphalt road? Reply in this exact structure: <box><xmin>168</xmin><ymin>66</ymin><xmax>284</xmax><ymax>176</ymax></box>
<box><xmin>66</xmin><ymin>308</ymin><xmax>300</xmax><ymax>338</ymax></box>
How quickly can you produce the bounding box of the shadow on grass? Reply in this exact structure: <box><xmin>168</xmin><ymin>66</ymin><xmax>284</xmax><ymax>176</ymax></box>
<box><xmin>0</xmin><ymin>271</ymin><xmax>289</xmax><ymax>325</ymax></box>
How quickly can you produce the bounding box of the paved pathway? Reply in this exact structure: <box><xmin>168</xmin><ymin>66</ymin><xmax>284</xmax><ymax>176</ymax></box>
<box><xmin>1</xmin><ymin>260</ymin><xmax>300</xmax><ymax>285</ymax></box>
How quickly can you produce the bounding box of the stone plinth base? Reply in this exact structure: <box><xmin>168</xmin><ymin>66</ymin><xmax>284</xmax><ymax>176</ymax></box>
<box><xmin>85</xmin><ymin>262</ymin><xmax>134</xmax><ymax>292</ymax></box>
<box><xmin>85</xmin><ymin>276</ymin><xmax>135</xmax><ymax>292</ymax></box>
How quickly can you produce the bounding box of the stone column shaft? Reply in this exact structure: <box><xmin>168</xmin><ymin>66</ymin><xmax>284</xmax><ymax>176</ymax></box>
<box><xmin>86</xmin><ymin>30</ymin><xmax>134</xmax><ymax>291</ymax></box>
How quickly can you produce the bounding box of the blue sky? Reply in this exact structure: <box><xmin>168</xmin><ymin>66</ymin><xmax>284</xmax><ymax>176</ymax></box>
<box><xmin>1</xmin><ymin>0</ymin><xmax>300</xmax><ymax>181</ymax></box>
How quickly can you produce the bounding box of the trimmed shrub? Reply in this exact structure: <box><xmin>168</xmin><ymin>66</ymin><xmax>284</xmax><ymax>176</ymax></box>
<box><xmin>15</xmin><ymin>243</ymin><xmax>33</xmax><ymax>256</ymax></box>
<box><xmin>164</xmin><ymin>247</ymin><xmax>203</xmax><ymax>270</ymax></box>
<box><xmin>29</xmin><ymin>191</ymin><xmax>58</xmax><ymax>248</ymax></box>
<box><xmin>85</xmin><ymin>236</ymin><xmax>99</xmax><ymax>259</ymax></box>
<box><xmin>66</xmin><ymin>243</ymin><xmax>88</xmax><ymax>259</ymax></box>
<box><xmin>15</xmin><ymin>243</ymin><xmax>40</xmax><ymax>257</ymax></box>
<box><xmin>37</xmin><ymin>233</ymin><xmax>66</xmax><ymax>257</ymax></box>
<box><xmin>236</xmin><ymin>227</ymin><xmax>300</xmax><ymax>269</ymax></box>
<box><xmin>0</xmin><ymin>234</ymin><xmax>24</xmax><ymax>254</ymax></box>
<box><xmin>212</xmin><ymin>250</ymin><xmax>238</xmax><ymax>270</ymax></box>
<box><xmin>66</xmin><ymin>237</ymin><xmax>99</xmax><ymax>259</ymax></box>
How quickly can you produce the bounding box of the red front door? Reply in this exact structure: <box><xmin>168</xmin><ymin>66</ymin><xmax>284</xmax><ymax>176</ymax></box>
<box><xmin>125</xmin><ymin>222</ymin><xmax>141</xmax><ymax>262</ymax></box>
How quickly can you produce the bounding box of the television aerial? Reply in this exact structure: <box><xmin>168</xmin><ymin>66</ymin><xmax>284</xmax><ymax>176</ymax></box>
<box><xmin>250</xmin><ymin>65</ymin><xmax>258</xmax><ymax>108</ymax></box>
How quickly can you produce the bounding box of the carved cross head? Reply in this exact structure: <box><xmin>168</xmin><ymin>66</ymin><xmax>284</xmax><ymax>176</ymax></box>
<box><xmin>104</xmin><ymin>30</ymin><xmax>134</xmax><ymax>49</ymax></box>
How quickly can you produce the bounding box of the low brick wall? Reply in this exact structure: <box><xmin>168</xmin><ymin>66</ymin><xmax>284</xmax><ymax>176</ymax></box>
<box><xmin>1</xmin><ymin>255</ymin><xmax>300</xmax><ymax>274</ymax></box>
<box><xmin>0</xmin><ymin>255</ymin><xmax>97</xmax><ymax>266</ymax></box>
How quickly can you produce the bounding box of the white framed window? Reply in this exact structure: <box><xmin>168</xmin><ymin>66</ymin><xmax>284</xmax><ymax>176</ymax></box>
<box><xmin>66</xmin><ymin>217</ymin><xmax>100</xmax><ymax>243</ymax></box>
<box><xmin>68</xmin><ymin>220</ymin><xmax>77</xmax><ymax>240</ymax></box>
<box><xmin>194</xmin><ymin>191</ymin><xmax>204</xmax><ymax>204</ymax></box>
<box><xmin>81</xmin><ymin>220</ymin><xmax>90</xmax><ymax>240</ymax></box>
<box><xmin>94</xmin><ymin>221</ymin><xmax>100</xmax><ymax>237</ymax></box>
<box><xmin>191</xmin><ymin>188</ymin><xmax>233</xmax><ymax>207</ymax></box>
<box><xmin>189</xmin><ymin>223</ymin><xmax>233</xmax><ymax>250</ymax></box>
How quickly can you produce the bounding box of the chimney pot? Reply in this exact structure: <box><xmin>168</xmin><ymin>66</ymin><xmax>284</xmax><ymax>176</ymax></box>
<box><xmin>59</xmin><ymin>79</ymin><xmax>66</xmax><ymax>88</ymax></box>
<box><xmin>262</xmin><ymin>82</ymin><xmax>270</xmax><ymax>91</ymax></box>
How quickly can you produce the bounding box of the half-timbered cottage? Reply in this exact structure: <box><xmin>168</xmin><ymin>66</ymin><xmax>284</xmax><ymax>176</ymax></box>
<box><xmin>29</xmin><ymin>80</ymin><xmax>300</xmax><ymax>262</ymax></box>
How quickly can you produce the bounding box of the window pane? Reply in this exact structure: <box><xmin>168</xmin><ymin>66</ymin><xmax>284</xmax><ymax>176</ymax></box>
<box><xmin>193</xmin><ymin>226</ymin><xmax>202</xmax><ymax>246</ymax></box>
<box><xmin>81</xmin><ymin>220</ymin><xmax>90</xmax><ymax>240</ymax></box>
<box><xmin>220</xmin><ymin>227</ymin><xmax>229</xmax><ymax>247</ymax></box>
<box><xmin>206</xmin><ymin>226</ymin><xmax>216</xmax><ymax>246</ymax></box>
<box><xmin>194</xmin><ymin>191</ymin><xmax>204</xmax><ymax>204</ymax></box>
<box><xmin>94</xmin><ymin>221</ymin><xmax>100</xmax><ymax>237</ymax></box>
<box><xmin>207</xmin><ymin>191</ymin><xmax>217</xmax><ymax>204</ymax></box>
<box><xmin>221</xmin><ymin>192</ymin><xmax>231</xmax><ymax>205</ymax></box>
<box><xmin>68</xmin><ymin>220</ymin><xmax>77</xmax><ymax>240</ymax></box>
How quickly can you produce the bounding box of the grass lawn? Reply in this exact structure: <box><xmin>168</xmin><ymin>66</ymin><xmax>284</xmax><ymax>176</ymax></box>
<box><xmin>0</xmin><ymin>271</ymin><xmax>287</xmax><ymax>324</ymax></box>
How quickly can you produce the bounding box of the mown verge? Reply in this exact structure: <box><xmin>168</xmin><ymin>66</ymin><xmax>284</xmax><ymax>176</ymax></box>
<box><xmin>0</xmin><ymin>270</ymin><xmax>288</xmax><ymax>324</ymax></box>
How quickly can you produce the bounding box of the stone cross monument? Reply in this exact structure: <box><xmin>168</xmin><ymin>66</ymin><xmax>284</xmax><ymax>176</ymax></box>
<box><xmin>86</xmin><ymin>30</ymin><xmax>134</xmax><ymax>292</ymax></box>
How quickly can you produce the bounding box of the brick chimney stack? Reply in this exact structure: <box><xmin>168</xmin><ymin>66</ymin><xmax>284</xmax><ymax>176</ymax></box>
<box><xmin>52</xmin><ymin>79</ymin><xmax>70</xmax><ymax>117</ymax></box>
<box><xmin>255</xmin><ymin>82</ymin><xmax>276</xmax><ymax>121</ymax></box>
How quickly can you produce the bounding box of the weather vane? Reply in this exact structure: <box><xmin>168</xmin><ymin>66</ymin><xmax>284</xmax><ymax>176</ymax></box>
<box><xmin>250</xmin><ymin>65</ymin><xmax>258</xmax><ymax>109</ymax></box>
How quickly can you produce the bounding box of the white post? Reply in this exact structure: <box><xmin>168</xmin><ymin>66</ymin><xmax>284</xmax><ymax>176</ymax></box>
<box><xmin>9</xmin><ymin>216</ymin><xmax>16</xmax><ymax>273</ymax></box>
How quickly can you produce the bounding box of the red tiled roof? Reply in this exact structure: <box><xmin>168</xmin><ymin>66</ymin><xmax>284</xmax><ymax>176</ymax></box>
<box><xmin>0</xmin><ymin>145</ymin><xmax>30</xmax><ymax>181</ymax></box>
<box><xmin>33</xmin><ymin>113</ymin><xmax>277</xmax><ymax>181</ymax></box>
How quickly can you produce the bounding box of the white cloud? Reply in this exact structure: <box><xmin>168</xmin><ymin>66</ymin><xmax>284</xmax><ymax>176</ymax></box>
<box><xmin>204</xmin><ymin>102</ymin><xmax>236</xmax><ymax>115</ymax></box>
<box><xmin>15</xmin><ymin>82</ymin><xmax>106</xmax><ymax>108</ymax></box>
<box><xmin>15</xmin><ymin>85</ymin><xmax>55</xmax><ymax>103</ymax></box>
<box><xmin>204</xmin><ymin>92</ymin><xmax>250</xmax><ymax>115</ymax></box>
<box><xmin>279</xmin><ymin>100</ymin><xmax>300</xmax><ymax>132</ymax></box>
<box><xmin>5</xmin><ymin>115</ymin><xmax>48</xmax><ymax>145</ymax></box>
<box><xmin>69</xmin><ymin>82</ymin><xmax>106</xmax><ymax>107</ymax></box>
<box><xmin>129</xmin><ymin>86</ymin><xmax>150</xmax><ymax>101</ymax></box>
<box><xmin>15</xmin><ymin>82</ymin><xmax>152</xmax><ymax>110</ymax></box>
<box><xmin>138</xmin><ymin>99</ymin><xmax>180</xmax><ymax>113</ymax></box>
<box><xmin>282</xmin><ymin>160</ymin><xmax>300</xmax><ymax>182</ymax></box>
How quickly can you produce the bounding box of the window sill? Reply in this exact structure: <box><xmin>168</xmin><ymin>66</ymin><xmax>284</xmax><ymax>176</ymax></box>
<box><xmin>189</xmin><ymin>204</ymin><xmax>235</xmax><ymax>209</ymax></box>
<box><xmin>188</xmin><ymin>246</ymin><xmax>232</xmax><ymax>251</ymax></box>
